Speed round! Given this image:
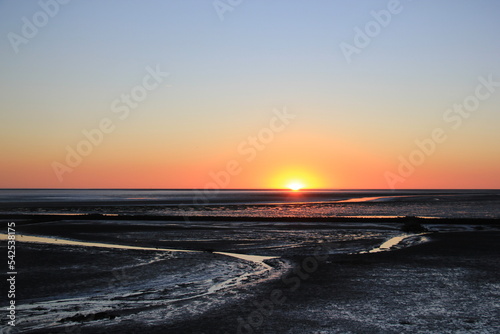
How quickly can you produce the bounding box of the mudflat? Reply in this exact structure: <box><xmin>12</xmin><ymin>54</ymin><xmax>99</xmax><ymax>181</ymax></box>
<box><xmin>2</xmin><ymin>215</ymin><xmax>499</xmax><ymax>333</ymax></box>
<box><xmin>161</xmin><ymin>230</ymin><xmax>500</xmax><ymax>334</ymax></box>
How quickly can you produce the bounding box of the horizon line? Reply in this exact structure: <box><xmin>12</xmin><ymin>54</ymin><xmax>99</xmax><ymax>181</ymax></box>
<box><xmin>0</xmin><ymin>188</ymin><xmax>499</xmax><ymax>191</ymax></box>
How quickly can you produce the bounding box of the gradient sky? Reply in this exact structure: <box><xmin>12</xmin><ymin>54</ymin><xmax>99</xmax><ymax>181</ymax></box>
<box><xmin>1</xmin><ymin>0</ymin><xmax>499</xmax><ymax>189</ymax></box>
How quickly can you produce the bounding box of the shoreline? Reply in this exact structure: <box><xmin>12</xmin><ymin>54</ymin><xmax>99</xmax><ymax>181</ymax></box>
<box><xmin>0</xmin><ymin>233</ymin><xmax>278</xmax><ymax>264</ymax></box>
<box><xmin>2</xmin><ymin>213</ymin><xmax>500</xmax><ymax>224</ymax></box>
<box><xmin>2</xmin><ymin>234</ymin><xmax>291</xmax><ymax>333</ymax></box>
<box><xmin>153</xmin><ymin>230</ymin><xmax>500</xmax><ymax>334</ymax></box>
<box><xmin>2</xmin><ymin>215</ymin><xmax>499</xmax><ymax>333</ymax></box>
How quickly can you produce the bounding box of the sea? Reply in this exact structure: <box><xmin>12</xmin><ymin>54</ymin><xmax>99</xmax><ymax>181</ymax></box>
<box><xmin>0</xmin><ymin>189</ymin><xmax>499</xmax><ymax>218</ymax></box>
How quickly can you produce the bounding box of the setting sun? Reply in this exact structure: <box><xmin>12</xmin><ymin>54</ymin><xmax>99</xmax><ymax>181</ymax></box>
<box><xmin>267</xmin><ymin>166</ymin><xmax>325</xmax><ymax>190</ymax></box>
<box><xmin>266</xmin><ymin>166</ymin><xmax>326</xmax><ymax>190</ymax></box>
<box><xmin>287</xmin><ymin>181</ymin><xmax>304</xmax><ymax>191</ymax></box>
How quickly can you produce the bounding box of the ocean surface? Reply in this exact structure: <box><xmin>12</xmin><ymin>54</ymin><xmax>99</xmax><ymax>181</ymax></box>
<box><xmin>1</xmin><ymin>189</ymin><xmax>499</xmax><ymax>218</ymax></box>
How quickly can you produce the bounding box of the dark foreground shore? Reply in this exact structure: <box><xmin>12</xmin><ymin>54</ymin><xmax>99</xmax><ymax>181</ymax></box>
<box><xmin>144</xmin><ymin>231</ymin><xmax>500</xmax><ymax>334</ymax></box>
<box><xmin>2</xmin><ymin>217</ymin><xmax>500</xmax><ymax>333</ymax></box>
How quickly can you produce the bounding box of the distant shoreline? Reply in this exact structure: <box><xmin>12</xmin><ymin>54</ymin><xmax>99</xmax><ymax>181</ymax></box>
<box><xmin>2</xmin><ymin>213</ymin><xmax>500</xmax><ymax>225</ymax></box>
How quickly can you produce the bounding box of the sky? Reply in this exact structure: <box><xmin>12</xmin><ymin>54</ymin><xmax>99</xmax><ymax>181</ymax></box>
<box><xmin>1</xmin><ymin>0</ymin><xmax>499</xmax><ymax>189</ymax></box>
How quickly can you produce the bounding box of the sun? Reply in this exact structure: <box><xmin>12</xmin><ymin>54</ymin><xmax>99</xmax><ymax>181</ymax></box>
<box><xmin>269</xmin><ymin>167</ymin><xmax>322</xmax><ymax>190</ymax></box>
<box><xmin>287</xmin><ymin>181</ymin><xmax>304</xmax><ymax>191</ymax></box>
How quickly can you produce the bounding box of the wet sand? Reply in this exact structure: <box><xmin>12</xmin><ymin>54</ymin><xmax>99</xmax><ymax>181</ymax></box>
<box><xmin>1</xmin><ymin>216</ymin><xmax>499</xmax><ymax>333</ymax></box>
<box><xmin>157</xmin><ymin>231</ymin><xmax>500</xmax><ymax>334</ymax></box>
<box><xmin>3</xmin><ymin>238</ymin><xmax>288</xmax><ymax>333</ymax></box>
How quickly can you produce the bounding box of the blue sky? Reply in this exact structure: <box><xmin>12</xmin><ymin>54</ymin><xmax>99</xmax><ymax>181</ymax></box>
<box><xmin>1</xmin><ymin>0</ymin><xmax>499</xmax><ymax>188</ymax></box>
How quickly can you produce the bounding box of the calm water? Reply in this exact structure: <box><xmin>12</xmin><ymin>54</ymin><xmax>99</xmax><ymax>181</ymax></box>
<box><xmin>0</xmin><ymin>189</ymin><xmax>499</xmax><ymax>218</ymax></box>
